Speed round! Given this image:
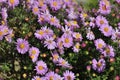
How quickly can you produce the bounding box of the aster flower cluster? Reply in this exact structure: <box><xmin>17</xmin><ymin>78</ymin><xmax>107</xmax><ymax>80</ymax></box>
<box><xmin>0</xmin><ymin>0</ymin><xmax>120</xmax><ymax>80</ymax></box>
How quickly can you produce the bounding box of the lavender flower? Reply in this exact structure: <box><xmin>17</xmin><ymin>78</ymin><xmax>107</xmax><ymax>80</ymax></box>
<box><xmin>44</xmin><ymin>36</ymin><xmax>56</xmax><ymax>50</ymax></box>
<box><xmin>73</xmin><ymin>42</ymin><xmax>80</xmax><ymax>53</ymax></box>
<box><xmin>92</xmin><ymin>58</ymin><xmax>106</xmax><ymax>73</ymax></box>
<box><xmin>16</xmin><ymin>38</ymin><xmax>29</xmax><ymax>54</ymax></box>
<box><xmin>35</xmin><ymin>60</ymin><xmax>48</xmax><ymax>75</ymax></box>
<box><xmin>94</xmin><ymin>39</ymin><xmax>106</xmax><ymax>50</ymax></box>
<box><xmin>32</xmin><ymin>76</ymin><xmax>45</xmax><ymax>80</ymax></box>
<box><xmin>99</xmin><ymin>24</ymin><xmax>113</xmax><ymax>37</ymax></box>
<box><xmin>96</xmin><ymin>15</ymin><xmax>108</xmax><ymax>27</ymax></box>
<box><xmin>1</xmin><ymin>8</ymin><xmax>8</xmax><ymax>22</ymax></box>
<box><xmin>62</xmin><ymin>35</ymin><xmax>73</xmax><ymax>48</ymax></box>
<box><xmin>49</xmin><ymin>0</ymin><xmax>62</xmax><ymax>11</ymax></box>
<box><xmin>8</xmin><ymin>0</ymin><xmax>19</xmax><ymax>8</ymax></box>
<box><xmin>63</xmin><ymin>70</ymin><xmax>75</xmax><ymax>80</ymax></box>
<box><xmin>102</xmin><ymin>45</ymin><xmax>115</xmax><ymax>57</ymax></box>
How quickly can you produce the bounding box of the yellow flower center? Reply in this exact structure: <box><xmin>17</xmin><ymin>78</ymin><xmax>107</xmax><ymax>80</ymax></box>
<box><xmin>50</xmin><ymin>18</ymin><xmax>55</xmax><ymax>23</ymax></box>
<box><xmin>65</xmin><ymin>38</ymin><xmax>70</xmax><ymax>43</ymax></box>
<box><xmin>53</xmin><ymin>54</ymin><xmax>59</xmax><ymax>60</ymax></box>
<box><xmin>75</xmin><ymin>44</ymin><xmax>80</xmax><ymax>49</ymax></box>
<box><xmin>104</xmin><ymin>27</ymin><xmax>109</xmax><ymax>32</ymax></box>
<box><xmin>61</xmin><ymin>60</ymin><xmax>66</xmax><ymax>65</ymax></box>
<box><xmin>10</xmin><ymin>0</ymin><xmax>15</xmax><ymax>4</ymax></box>
<box><xmin>97</xmin><ymin>62</ymin><xmax>102</xmax><ymax>67</ymax></box>
<box><xmin>102</xmin><ymin>5</ymin><xmax>107</xmax><ymax>10</ymax></box>
<box><xmin>30</xmin><ymin>55</ymin><xmax>34</xmax><ymax>59</ymax></box>
<box><xmin>98</xmin><ymin>43</ymin><xmax>103</xmax><ymax>48</ymax></box>
<box><xmin>33</xmin><ymin>7</ymin><xmax>39</xmax><ymax>12</ymax></box>
<box><xmin>38</xmin><ymin>66</ymin><xmax>43</xmax><ymax>70</ymax></box>
<box><xmin>73</xmin><ymin>21</ymin><xmax>77</xmax><ymax>25</ymax></box>
<box><xmin>36</xmin><ymin>77</ymin><xmax>41</xmax><ymax>80</ymax></box>
<box><xmin>39</xmin><ymin>30</ymin><xmax>44</xmax><ymax>35</ymax></box>
<box><xmin>0</xmin><ymin>31</ymin><xmax>3</xmax><ymax>36</ymax></box>
<box><xmin>50</xmin><ymin>76</ymin><xmax>54</xmax><ymax>80</ymax></box>
<box><xmin>32</xmin><ymin>50</ymin><xmax>36</xmax><ymax>55</ymax></box>
<box><xmin>39</xmin><ymin>1</ymin><xmax>44</xmax><ymax>7</ymax></box>
<box><xmin>67</xmin><ymin>76</ymin><xmax>72</xmax><ymax>80</ymax></box>
<box><xmin>83</xmin><ymin>13</ymin><xmax>87</xmax><ymax>18</ymax></box>
<box><xmin>53</xmin><ymin>1</ymin><xmax>57</xmax><ymax>7</ymax></box>
<box><xmin>100</xmin><ymin>20</ymin><xmax>104</xmax><ymax>24</ymax></box>
<box><xmin>106</xmin><ymin>48</ymin><xmax>110</xmax><ymax>54</ymax></box>
<box><xmin>20</xmin><ymin>43</ymin><xmax>25</xmax><ymax>49</ymax></box>
<box><xmin>75</xmin><ymin>33</ymin><xmax>80</xmax><ymax>38</ymax></box>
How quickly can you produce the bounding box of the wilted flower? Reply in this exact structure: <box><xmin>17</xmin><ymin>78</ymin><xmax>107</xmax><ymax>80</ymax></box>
<box><xmin>63</xmin><ymin>70</ymin><xmax>75</xmax><ymax>80</ymax></box>
<box><xmin>99</xmin><ymin>0</ymin><xmax>111</xmax><ymax>15</ymax></box>
<box><xmin>92</xmin><ymin>58</ymin><xmax>106</xmax><ymax>73</ymax></box>
<box><xmin>16</xmin><ymin>38</ymin><xmax>29</xmax><ymax>54</ymax></box>
<box><xmin>86</xmin><ymin>31</ymin><xmax>95</xmax><ymax>40</ymax></box>
<box><xmin>57</xmin><ymin>58</ymin><xmax>71</xmax><ymax>68</ymax></box>
<box><xmin>102</xmin><ymin>45</ymin><xmax>115</xmax><ymax>57</ymax></box>
<box><xmin>35</xmin><ymin>60</ymin><xmax>48</xmax><ymax>75</ymax></box>
<box><xmin>44</xmin><ymin>36</ymin><xmax>56</xmax><ymax>50</ymax></box>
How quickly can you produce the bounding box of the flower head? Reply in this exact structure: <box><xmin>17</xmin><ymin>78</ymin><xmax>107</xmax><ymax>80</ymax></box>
<box><xmin>35</xmin><ymin>60</ymin><xmax>48</xmax><ymax>75</ymax></box>
<box><xmin>96</xmin><ymin>15</ymin><xmax>108</xmax><ymax>27</ymax></box>
<box><xmin>8</xmin><ymin>0</ymin><xmax>19</xmax><ymax>8</ymax></box>
<box><xmin>92</xmin><ymin>58</ymin><xmax>106</xmax><ymax>73</ymax></box>
<box><xmin>63</xmin><ymin>70</ymin><xmax>75</xmax><ymax>80</ymax></box>
<box><xmin>16</xmin><ymin>38</ymin><xmax>29</xmax><ymax>54</ymax></box>
<box><xmin>99</xmin><ymin>24</ymin><xmax>112</xmax><ymax>37</ymax></box>
<box><xmin>94</xmin><ymin>39</ymin><xmax>106</xmax><ymax>50</ymax></box>
<box><xmin>44</xmin><ymin>36</ymin><xmax>56</xmax><ymax>50</ymax></box>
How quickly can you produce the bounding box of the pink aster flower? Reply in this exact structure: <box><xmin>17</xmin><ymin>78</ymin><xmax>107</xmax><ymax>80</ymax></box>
<box><xmin>32</xmin><ymin>5</ymin><xmax>39</xmax><ymax>15</ymax></box>
<box><xmin>99</xmin><ymin>24</ymin><xmax>113</xmax><ymax>37</ymax></box>
<box><xmin>73</xmin><ymin>32</ymin><xmax>83</xmax><ymax>41</ymax></box>
<box><xmin>63</xmin><ymin>70</ymin><xmax>75</xmax><ymax>80</ymax></box>
<box><xmin>42</xmin><ymin>26</ymin><xmax>54</xmax><ymax>37</ymax></box>
<box><xmin>62</xmin><ymin>35</ymin><xmax>73</xmax><ymax>48</ymax></box>
<box><xmin>57</xmin><ymin>58</ymin><xmax>71</xmax><ymax>68</ymax></box>
<box><xmin>34</xmin><ymin>28</ymin><xmax>45</xmax><ymax>40</ymax></box>
<box><xmin>67</xmin><ymin>8</ymin><xmax>77</xmax><ymax>19</ymax></box>
<box><xmin>1</xmin><ymin>8</ymin><xmax>8</xmax><ymax>22</ymax></box>
<box><xmin>51</xmin><ymin>51</ymin><xmax>60</xmax><ymax>63</ymax></box>
<box><xmin>44</xmin><ymin>36</ymin><xmax>56</xmax><ymax>50</ymax></box>
<box><xmin>48</xmin><ymin>16</ymin><xmax>61</xmax><ymax>28</ymax></box>
<box><xmin>49</xmin><ymin>0</ymin><xmax>62</xmax><ymax>11</ymax></box>
<box><xmin>35</xmin><ymin>60</ymin><xmax>48</xmax><ymax>75</ymax></box>
<box><xmin>8</xmin><ymin>0</ymin><xmax>19</xmax><ymax>8</ymax></box>
<box><xmin>96</xmin><ymin>15</ymin><xmax>108</xmax><ymax>27</ymax></box>
<box><xmin>73</xmin><ymin>42</ymin><xmax>80</xmax><ymax>53</ymax></box>
<box><xmin>45</xmin><ymin>71</ymin><xmax>63</xmax><ymax>80</ymax></box>
<box><xmin>99</xmin><ymin>0</ymin><xmax>111</xmax><ymax>15</ymax></box>
<box><xmin>16</xmin><ymin>38</ymin><xmax>29</xmax><ymax>54</ymax></box>
<box><xmin>29</xmin><ymin>47</ymin><xmax>40</xmax><ymax>62</ymax></box>
<box><xmin>102</xmin><ymin>45</ymin><xmax>115</xmax><ymax>57</ymax></box>
<box><xmin>32</xmin><ymin>76</ymin><xmax>45</xmax><ymax>80</ymax></box>
<box><xmin>92</xmin><ymin>58</ymin><xmax>106</xmax><ymax>73</ymax></box>
<box><xmin>94</xmin><ymin>39</ymin><xmax>106</xmax><ymax>50</ymax></box>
